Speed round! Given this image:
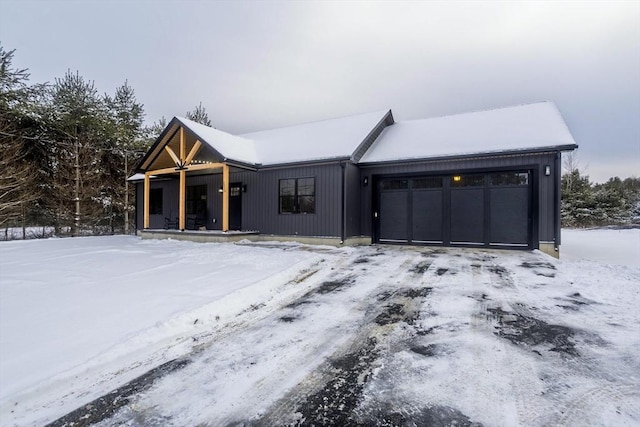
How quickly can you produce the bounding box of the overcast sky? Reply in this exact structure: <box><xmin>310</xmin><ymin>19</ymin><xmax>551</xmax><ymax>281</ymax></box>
<box><xmin>1</xmin><ymin>0</ymin><xmax>638</xmax><ymax>182</ymax></box>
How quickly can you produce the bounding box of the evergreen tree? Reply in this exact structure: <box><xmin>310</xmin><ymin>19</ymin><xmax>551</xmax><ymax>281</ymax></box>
<box><xmin>104</xmin><ymin>80</ymin><xmax>146</xmax><ymax>233</ymax></box>
<box><xmin>561</xmin><ymin>169</ymin><xmax>596</xmax><ymax>227</ymax></box>
<box><xmin>48</xmin><ymin>70</ymin><xmax>110</xmax><ymax>236</ymax></box>
<box><xmin>146</xmin><ymin>116</ymin><xmax>167</xmax><ymax>141</ymax></box>
<box><xmin>0</xmin><ymin>44</ymin><xmax>49</xmax><ymax>234</ymax></box>
<box><xmin>186</xmin><ymin>102</ymin><xmax>212</xmax><ymax>127</ymax></box>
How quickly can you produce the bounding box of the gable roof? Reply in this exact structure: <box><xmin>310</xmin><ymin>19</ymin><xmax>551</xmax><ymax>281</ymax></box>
<box><xmin>174</xmin><ymin>116</ymin><xmax>258</xmax><ymax>164</ymax></box>
<box><xmin>240</xmin><ymin>110</ymin><xmax>392</xmax><ymax>165</ymax></box>
<box><xmin>137</xmin><ymin>102</ymin><xmax>576</xmax><ymax>173</ymax></box>
<box><xmin>359</xmin><ymin>102</ymin><xmax>577</xmax><ymax>164</ymax></box>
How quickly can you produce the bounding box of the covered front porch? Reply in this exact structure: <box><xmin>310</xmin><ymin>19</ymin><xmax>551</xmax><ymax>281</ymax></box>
<box><xmin>138</xmin><ymin>118</ymin><xmax>256</xmax><ymax>232</ymax></box>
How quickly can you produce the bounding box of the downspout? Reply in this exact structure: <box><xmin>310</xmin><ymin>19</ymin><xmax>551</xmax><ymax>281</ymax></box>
<box><xmin>554</xmin><ymin>151</ymin><xmax>561</xmax><ymax>252</ymax></box>
<box><xmin>340</xmin><ymin>161</ymin><xmax>346</xmax><ymax>244</ymax></box>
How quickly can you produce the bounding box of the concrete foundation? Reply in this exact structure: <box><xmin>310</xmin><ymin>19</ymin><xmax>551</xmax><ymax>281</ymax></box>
<box><xmin>138</xmin><ymin>230</ymin><xmax>373</xmax><ymax>247</ymax></box>
<box><xmin>538</xmin><ymin>242</ymin><xmax>560</xmax><ymax>259</ymax></box>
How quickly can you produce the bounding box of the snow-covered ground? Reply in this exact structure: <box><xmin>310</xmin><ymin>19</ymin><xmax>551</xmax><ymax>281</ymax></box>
<box><xmin>0</xmin><ymin>230</ymin><xmax>639</xmax><ymax>426</ymax></box>
<box><xmin>562</xmin><ymin>228</ymin><xmax>639</xmax><ymax>267</ymax></box>
<box><xmin>0</xmin><ymin>226</ymin><xmax>56</xmax><ymax>241</ymax></box>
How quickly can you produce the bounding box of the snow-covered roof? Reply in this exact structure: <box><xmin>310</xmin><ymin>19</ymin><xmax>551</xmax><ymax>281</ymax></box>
<box><xmin>141</xmin><ymin>102</ymin><xmax>576</xmax><ymax>171</ymax></box>
<box><xmin>359</xmin><ymin>102</ymin><xmax>577</xmax><ymax>163</ymax></box>
<box><xmin>127</xmin><ymin>173</ymin><xmax>145</xmax><ymax>181</ymax></box>
<box><xmin>239</xmin><ymin>110</ymin><xmax>390</xmax><ymax>165</ymax></box>
<box><xmin>175</xmin><ymin>116</ymin><xmax>258</xmax><ymax>164</ymax></box>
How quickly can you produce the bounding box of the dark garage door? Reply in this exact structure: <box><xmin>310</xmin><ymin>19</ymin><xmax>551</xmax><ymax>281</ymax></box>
<box><xmin>377</xmin><ymin>171</ymin><xmax>531</xmax><ymax>248</ymax></box>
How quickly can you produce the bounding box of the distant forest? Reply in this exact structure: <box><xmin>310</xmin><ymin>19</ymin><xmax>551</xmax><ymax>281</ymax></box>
<box><xmin>1</xmin><ymin>43</ymin><xmax>638</xmax><ymax>239</ymax></box>
<box><xmin>561</xmin><ymin>155</ymin><xmax>640</xmax><ymax>227</ymax></box>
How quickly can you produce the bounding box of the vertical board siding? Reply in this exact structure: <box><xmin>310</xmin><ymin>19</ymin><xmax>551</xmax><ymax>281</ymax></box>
<box><xmin>231</xmin><ymin>163</ymin><xmax>344</xmax><ymax>237</ymax></box>
<box><xmin>360</xmin><ymin>152</ymin><xmax>558</xmax><ymax>246</ymax></box>
<box><xmin>345</xmin><ymin>162</ymin><xmax>362</xmax><ymax>237</ymax></box>
<box><xmin>135</xmin><ymin>178</ymin><xmax>178</xmax><ymax>229</ymax></box>
<box><xmin>135</xmin><ymin>152</ymin><xmax>560</xmax><ymax>247</ymax></box>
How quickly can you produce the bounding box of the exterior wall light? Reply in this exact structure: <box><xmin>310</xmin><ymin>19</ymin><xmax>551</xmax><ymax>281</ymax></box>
<box><xmin>453</xmin><ymin>175</ymin><xmax>462</xmax><ymax>182</ymax></box>
<box><xmin>218</xmin><ymin>187</ymin><xmax>223</xmax><ymax>193</ymax></box>
<box><xmin>363</xmin><ymin>177</ymin><xmax>368</xmax><ymax>186</ymax></box>
<box><xmin>544</xmin><ymin>165</ymin><xmax>551</xmax><ymax>176</ymax></box>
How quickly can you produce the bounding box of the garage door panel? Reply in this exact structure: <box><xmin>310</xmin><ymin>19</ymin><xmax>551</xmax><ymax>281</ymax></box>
<box><xmin>412</xmin><ymin>190</ymin><xmax>444</xmax><ymax>243</ymax></box>
<box><xmin>379</xmin><ymin>190</ymin><xmax>408</xmax><ymax>242</ymax></box>
<box><xmin>377</xmin><ymin>171</ymin><xmax>531</xmax><ymax>248</ymax></box>
<box><xmin>490</xmin><ymin>187</ymin><xmax>529</xmax><ymax>245</ymax></box>
<box><xmin>450</xmin><ymin>188</ymin><xmax>484</xmax><ymax>244</ymax></box>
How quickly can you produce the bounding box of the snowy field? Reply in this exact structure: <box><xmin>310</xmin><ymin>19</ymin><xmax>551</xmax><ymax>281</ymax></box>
<box><xmin>561</xmin><ymin>228</ymin><xmax>639</xmax><ymax>268</ymax></box>
<box><xmin>0</xmin><ymin>230</ymin><xmax>639</xmax><ymax>426</ymax></box>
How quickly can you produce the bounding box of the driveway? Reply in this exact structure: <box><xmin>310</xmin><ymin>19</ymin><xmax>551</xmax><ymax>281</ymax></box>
<box><xmin>49</xmin><ymin>245</ymin><xmax>640</xmax><ymax>427</ymax></box>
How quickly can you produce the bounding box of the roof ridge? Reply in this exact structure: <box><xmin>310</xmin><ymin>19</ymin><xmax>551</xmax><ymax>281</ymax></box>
<box><xmin>399</xmin><ymin>101</ymin><xmax>555</xmax><ymax>123</ymax></box>
<box><xmin>240</xmin><ymin>109</ymin><xmax>390</xmax><ymax>135</ymax></box>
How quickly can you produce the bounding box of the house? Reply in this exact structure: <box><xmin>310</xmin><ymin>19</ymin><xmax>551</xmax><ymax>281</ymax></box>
<box><xmin>132</xmin><ymin>101</ymin><xmax>577</xmax><ymax>257</ymax></box>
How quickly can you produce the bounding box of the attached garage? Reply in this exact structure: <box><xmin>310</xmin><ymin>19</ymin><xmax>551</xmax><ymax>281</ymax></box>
<box><xmin>376</xmin><ymin>171</ymin><xmax>532</xmax><ymax>248</ymax></box>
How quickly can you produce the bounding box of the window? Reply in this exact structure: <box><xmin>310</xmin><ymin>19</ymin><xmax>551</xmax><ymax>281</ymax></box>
<box><xmin>150</xmin><ymin>188</ymin><xmax>163</xmax><ymax>215</ymax></box>
<box><xmin>490</xmin><ymin>172</ymin><xmax>529</xmax><ymax>186</ymax></box>
<box><xmin>380</xmin><ymin>179</ymin><xmax>408</xmax><ymax>190</ymax></box>
<box><xmin>451</xmin><ymin>174</ymin><xmax>484</xmax><ymax>187</ymax></box>
<box><xmin>279</xmin><ymin>178</ymin><xmax>315</xmax><ymax>214</ymax></box>
<box><xmin>413</xmin><ymin>177</ymin><xmax>443</xmax><ymax>189</ymax></box>
<box><xmin>186</xmin><ymin>185</ymin><xmax>207</xmax><ymax>215</ymax></box>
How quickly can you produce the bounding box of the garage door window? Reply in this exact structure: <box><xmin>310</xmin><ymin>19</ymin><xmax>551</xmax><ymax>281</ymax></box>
<box><xmin>490</xmin><ymin>172</ymin><xmax>529</xmax><ymax>186</ymax></box>
<box><xmin>451</xmin><ymin>174</ymin><xmax>484</xmax><ymax>187</ymax></box>
<box><xmin>413</xmin><ymin>177</ymin><xmax>442</xmax><ymax>188</ymax></box>
<box><xmin>381</xmin><ymin>179</ymin><xmax>408</xmax><ymax>190</ymax></box>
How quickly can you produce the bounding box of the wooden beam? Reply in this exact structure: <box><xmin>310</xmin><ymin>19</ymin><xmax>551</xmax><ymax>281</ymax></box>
<box><xmin>179</xmin><ymin>169</ymin><xmax>186</xmax><ymax>230</ymax></box>
<box><xmin>146</xmin><ymin>167</ymin><xmax>181</xmax><ymax>176</ymax></box>
<box><xmin>222</xmin><ymin>163</ymin><xmax>230</xmax><ymax>231</ymax></box>
<box><xmin>146</xmin><ymin>162</ymin><xmax>224</xmax><ymax>176</ymax></box>
<box><xmin>182</xmin><ymin>162</ymin><xmax>225</xmax><ymax>172</ymax></box>
<box><xmin>164</xmin><ymin>146</ymin><xmax>180</xmax><ymax>166</ymax></box>
<box><xmin>143</xmin><ymin>173</ymin><xmax>150</xmax><ymax>229</ymax></box>
<box><xmin>180</xmin><ymin>127</ymin><xmax>186</xmax><ymax>160</ymax></box>
<box><xmin>184</xmin><ymin>140</ymin><xmax>202</xmax><ymax>166</ymax></box>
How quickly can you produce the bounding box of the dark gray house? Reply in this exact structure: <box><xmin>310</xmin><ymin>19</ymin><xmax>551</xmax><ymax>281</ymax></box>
<box><xmin>132</xmin><ymin>101</ymin><xmax>577</xmax><ymax>257</ymax></box>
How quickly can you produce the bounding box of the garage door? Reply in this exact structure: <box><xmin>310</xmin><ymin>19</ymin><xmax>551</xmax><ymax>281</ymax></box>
<box><xmin>377</xmin><ymin>171</ymin><xmax>531</xmax><ymax>248</ymax></box>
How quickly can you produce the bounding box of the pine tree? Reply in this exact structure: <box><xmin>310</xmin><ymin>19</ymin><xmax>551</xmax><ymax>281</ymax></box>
<box><xmin>186</xmin><ymin>102</ymin><xmax>212</xmax><ymax>127</ymax></box>
<box><xmin>0</xmin><ymin>44</ymin><xmax>48</xmax><ymax>235</ymax></box>
<box><xmin>561</xmin><ymin>169</ymin><xmax>596</xmax><ymax>227</ymax></box>
<box><xmin>48</xmin><ymin>70</ymin><xmax>110</xmax><ymax>236</ymax></box>
<box><xmin>104</xmin><ymin>80</ymin><xmax>146</xmax><ymax>233</ymax></box>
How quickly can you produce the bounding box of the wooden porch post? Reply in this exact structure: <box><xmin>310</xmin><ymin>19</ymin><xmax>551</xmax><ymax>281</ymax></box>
<box><xmin>222</xmin><ymin>164</ymin><xmax>229</xmax><ymax>231</ymax></box>
<box><xmin>179</xmin><ymin>170</ymin><xmax>186</xmax><ymax>230</ymax></box>
<box><xmin>143</xmin><ymin>172</ymin><xmax>150</xmax><ymax>229</ymax></box>
<box><xmin>179</xmin><ymin>128</ymin><xmax>186</xmax><ymax>230</ymax></box>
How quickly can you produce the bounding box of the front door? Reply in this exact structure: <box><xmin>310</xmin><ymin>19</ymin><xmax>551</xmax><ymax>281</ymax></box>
<box><xmin>229</xmin><ymin>182</ymin><xmax>242</xmax><ymax>230</ymax></box>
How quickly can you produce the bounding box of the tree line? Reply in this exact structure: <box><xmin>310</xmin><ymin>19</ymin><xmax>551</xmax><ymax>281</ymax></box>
<box><xmin>561</xmin><ymin>164</ymin><xmax>640</xmax><ymax>228</ymax></box>
<box><xmin>1</xmin><ymin>43</ymin><xmax>638</xmax><ymax>239</ymax></box>
<box><xmin>0</xmin><ymin>43</ymin><xmax>211</xmax><ymax>238</ymax></box>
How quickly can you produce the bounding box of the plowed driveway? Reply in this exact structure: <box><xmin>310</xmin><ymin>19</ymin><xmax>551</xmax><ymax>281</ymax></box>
<box><xmin>51</xmin><ymin>245</ymin><xmax>640</xmax><ymax>426</ymax></box>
